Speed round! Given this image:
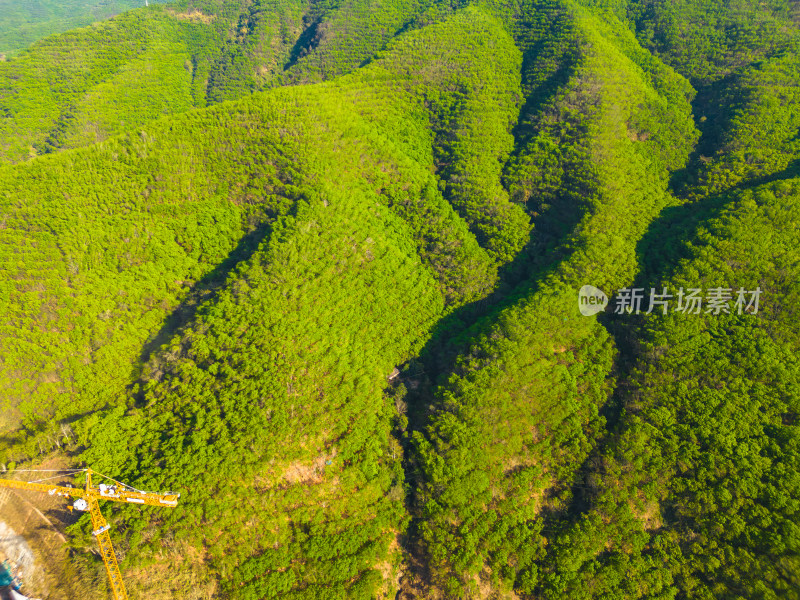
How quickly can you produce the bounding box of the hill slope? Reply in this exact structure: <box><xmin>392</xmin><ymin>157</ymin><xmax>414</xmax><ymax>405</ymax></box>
<box><xmin>0</xmin><ymin>0</ymin><xmax>799</xmax><ymax>599</ymax></box>
<box><xmin>0</xmin><ymin>0</ymin><xmax>170</xmax><ymax>57</ymax></box>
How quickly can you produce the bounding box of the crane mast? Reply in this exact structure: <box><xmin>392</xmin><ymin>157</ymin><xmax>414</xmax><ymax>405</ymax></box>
<box><xmin>0</xmin><ymin>468</ymin><xmax>179</xmax><ymax>600</ymax></box>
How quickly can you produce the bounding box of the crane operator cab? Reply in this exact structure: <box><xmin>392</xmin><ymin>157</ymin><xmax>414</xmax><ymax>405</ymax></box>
<box><xmin>99</xmin><ymin>483</ymin><xmax>119</xmax><ymax>497</ymax></box>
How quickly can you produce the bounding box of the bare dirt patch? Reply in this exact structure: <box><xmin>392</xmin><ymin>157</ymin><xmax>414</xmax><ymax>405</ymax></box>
<box><xmin>0</xmin><ymin>456</ymin><xmax>91</xmax><ymax>599</ymax></box>
<box><xmin>282</xmin><ymin>450</ymin><xmax>336</xmax><ymax>485</ymax></box>
<box><xmin>169</xmin><ymin>10</ymin><xmax>215</xmax><ymax>24</ymax></box>
<box><xmin>0</xmin><ymin>488</ymin><xmax>78</xmax><ymax>599</ymax></box>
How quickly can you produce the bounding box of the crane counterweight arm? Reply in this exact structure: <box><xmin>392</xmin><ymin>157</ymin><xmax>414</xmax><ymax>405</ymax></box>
<box><xmin>0</xmin><ymin>478</ymin><xmax>84</xmax><ymax>499</ymax></box>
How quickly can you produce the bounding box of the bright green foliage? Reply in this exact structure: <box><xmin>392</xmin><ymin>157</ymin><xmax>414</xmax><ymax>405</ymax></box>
<box><xmin>412</xmin><ymin>1</ymin><xmax>698</xmax><ymax>596</ymax></box>
<box><xmin>0</xmin><ymin>115</ymin><xmax>274</xmax><ymax>430</ymax></box>
<box><xmin>0</xmin><ymin>6</ymin><xmax>522</xmax><ymax>429</ymax></box>
<box><xmin>534</xmin><ymin>23</ymin><xmax>800</xmax><ymax>598</ymax></box>
<box><xmin>542</xmin><ymin>179</ymin><xmax>800</xmax><ymax>598</ymax></box>
<box><xmin>0</xmin><ymin>0</ymin><xmax>168</xmax><ymax>57</ymax></box>
<box><xmin>0</xmin><ymin>0</ymin><xmax>455</xmax><ymax>163</ymax></box>
<box><xmin>0</xmin><ymin>0</ymin><xmax>799</xmax><ymax>598</ymax></box>
<box><xmin>372</xmin><ymin>6</ymin><xmax>531</xmax><ymax>263</ymax></box>
<box><xmin>1</xmin><ymin>7</ymin><xmax>531</xmax><ymax>596</ymax></box>
<box><xmin>0</xmin><ymin>3</ymin><xmax>240</xmax><ymax>162</ymax></box>
<box><xmin>82</xmin><ymin>144</ymin><xmax>444</xmax><ymax>597</ymax></box>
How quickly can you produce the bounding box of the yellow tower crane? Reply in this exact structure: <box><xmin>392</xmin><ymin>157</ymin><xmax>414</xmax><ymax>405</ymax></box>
<box><xmin>0</xmin><ymin>468</ymin><xmax>179</xmax><ymax>600</ymax></box>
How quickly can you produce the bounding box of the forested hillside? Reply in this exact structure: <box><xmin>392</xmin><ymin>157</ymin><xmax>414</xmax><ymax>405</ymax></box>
<box><xmin>0</xmin><ymin>0</ymin><xmax>798</xmax><ymax>598</ymax></box>
<box><xmin>0</xmin><ymin>0</ymin><xmax>167</xmax><ymax>57</ymax></box>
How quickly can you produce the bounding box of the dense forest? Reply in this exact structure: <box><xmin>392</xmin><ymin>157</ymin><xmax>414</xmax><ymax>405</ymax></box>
<box><xmin>0</xmin><ymin>0</ymin><xmax>169</xmax><ymax>57</ymax></box>
<box><xmin>0</xmin><ymin>0</ymin><xmax>798</xmax><ymax>598</ymax></box>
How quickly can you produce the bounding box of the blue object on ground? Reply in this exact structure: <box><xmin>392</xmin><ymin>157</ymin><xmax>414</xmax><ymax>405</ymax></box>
<box><xmin>0</xmin><ymin>562</ymin><xmax>14</xmax><ymax>587</ymax></box>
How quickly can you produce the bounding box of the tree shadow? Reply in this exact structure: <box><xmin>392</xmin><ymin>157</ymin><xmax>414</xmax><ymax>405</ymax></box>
<box><xmin>668</xmin><ymin>69</ymin><xmax>750</xmax><ymax>194</ymax></box>
<box><xmin>283</xmin><ymin>15</ymin><xmax>325</xmax><ymax>72</ymax></box>
<box><xmin>135</xmin><ymin>222</ymin><xmax>272</xmax><ymax>371</ymax></box>
<box><xmin>391</xmin><ymin>163</ymin><xmax>591</xmax><ymax>597</ymax></box>
<box><xmin>563</xmin><ymin>157</ymin><xmax>800</xmax><ymax>516</ymax></box>
<box><xmin>392</xmin><ymin>58</ymin><xmax>800</xmax><ymax>580</ymax></box>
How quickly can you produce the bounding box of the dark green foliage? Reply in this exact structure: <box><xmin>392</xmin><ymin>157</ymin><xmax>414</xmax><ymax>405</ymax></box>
<box><xmin>626</xmin><ymin>0</ymin><xmax>799</xmax><ymax>86</ymax></box>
